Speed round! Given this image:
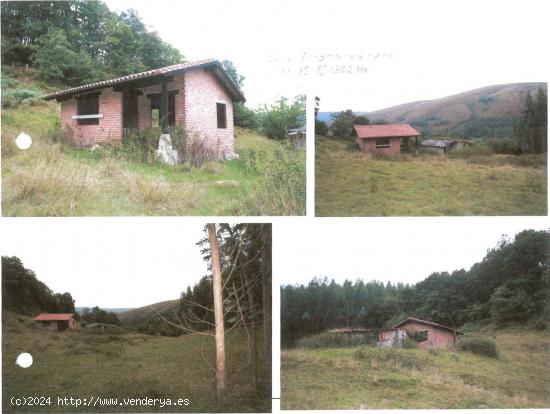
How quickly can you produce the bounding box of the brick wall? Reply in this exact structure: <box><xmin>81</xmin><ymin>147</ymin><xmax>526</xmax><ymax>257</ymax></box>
<box><xmin>357</xmin><ymin>137</ymin><xmax>402</xmax><ymax>154</ymax></box>
<box><xmin>400</xmin><ymin>321</ymin><xmax>456</xmax><ymax>349</ymax></box>
<box><xmin>137</xmin><ymin>74</ymin><xmax>186</xmax><ymax>130</ymax></box>
<box><xmin>184</xmin><ymin>68</ymin><xmax>235</xmax><ymax>157</ymax></box>
<box><xmin>60</xmin><ymin>88</ymin><xmax>123</xmax><ymax>146</ymax></box>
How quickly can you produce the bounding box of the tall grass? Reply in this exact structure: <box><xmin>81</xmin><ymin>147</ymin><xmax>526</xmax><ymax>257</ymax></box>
<box><xmin>238</xmin><ymin>142</ymin><xmax>306</xmax><ymax>215</ymax></box>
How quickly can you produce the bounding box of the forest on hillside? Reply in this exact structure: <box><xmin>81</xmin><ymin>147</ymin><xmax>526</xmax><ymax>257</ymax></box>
<box><xmin>1</xmin><ymin>1</ymin><xmax>182</xmax><ymax>85</ymax></box>
<box><xmin>281</xmin><ymin>229</ymin><xmax>550</xmax><ymax>346</ymax></box>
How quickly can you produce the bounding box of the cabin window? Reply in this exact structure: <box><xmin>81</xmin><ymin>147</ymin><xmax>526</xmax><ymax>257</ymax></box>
<box><xmin>408</xmin><ymin>330</ymin><xmax>428</xmax><ymax>342</ymax></box>
<box><xmin>375</xmin><ymin>137</ymin><xmax>390</xmax><ymax>148</ymax></box>
<box><xmin>76</xmin><ymin>93</ymin><xmax>100</xmax><ymax>125</ymax></box>
<box><xmin>217</xmin><ymin>102</ymin><xmax>227</xmax><ymax>129</ymax></box>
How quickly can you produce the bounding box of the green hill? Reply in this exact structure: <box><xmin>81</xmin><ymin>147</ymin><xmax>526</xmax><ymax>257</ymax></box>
<box><xmin>3</xmin><ymin>312</ymin><xmax>270</xmax><ymax>412</ymax></box>
<box><xmin>282</xmin><ymin>327</ymin><xmax>550</xmax><ymax>409</ymax></box>
<box><xmin>366</xmin><ymin>82</ymin><xmax>547</xmax><ymax>138</ymax></box>
<box><xmin>118</xmin><ymin>299</ymin><xmax>180</xmax><ymax>330</ymax></box>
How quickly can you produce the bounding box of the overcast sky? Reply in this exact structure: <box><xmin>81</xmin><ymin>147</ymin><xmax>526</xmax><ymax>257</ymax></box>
<box><xmin>275</xmin><ymin>218</ymin><xmax>549</xmax><ymax>286</ymax></box>
<box><xmin>0</xmin><ymin>219</ymin><xmax>209</xmax><ymax>308</ymax></box>
<box><xmin>104</xmin><ymin>0</ymin><xmax>549</xmax><ymax>111</ymax></box>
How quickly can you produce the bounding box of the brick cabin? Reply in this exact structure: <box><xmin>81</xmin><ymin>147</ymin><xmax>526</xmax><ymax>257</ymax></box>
<box><xmin>33</xmin><ymin>313</ymin><xmax>78</xmax><ymax>331</ymax></box>
<box><xmin>378</xmin><ymin>317</ymin><xmax>462</xmax><ymax>349</ymax></box>
<box><xmin>354</xmin><ymin>124</ymin><xmax>420</xmax><ymax>154</ymax></box>
<box><xmin>42</xmin><ymin>58</ymin><xmax>245</xmax><ymax>158</ymax></box>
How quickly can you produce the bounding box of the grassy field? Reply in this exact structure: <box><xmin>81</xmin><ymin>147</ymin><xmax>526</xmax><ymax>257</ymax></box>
<box><xmin>1</xmin><ymin>68</ymin><xmax>305</xmax><ymax>216</ymax></box>
<box><xmin>316</xmin><ymin>136</ymin><xmax>547</xmax><ymax>216</ymax></box>
<box><xmin>2</xmin><ymin>313</ymin><xmax>270</xmax><ymax>413</ymax></box>
<box><xmin>281</xmin><ymin>327</ymin><xmax>550</xmax><ymax>409</ymax></box>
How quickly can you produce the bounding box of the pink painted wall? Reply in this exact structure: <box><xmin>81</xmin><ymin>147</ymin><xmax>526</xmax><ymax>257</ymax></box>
<box><xmin>61</xmin><ymin>87</ymin><xmax>123</xmax><ymax>146</ymax></box>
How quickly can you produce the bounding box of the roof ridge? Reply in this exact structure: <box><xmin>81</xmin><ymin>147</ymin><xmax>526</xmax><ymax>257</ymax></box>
<box><xmin>42</xmin><ymin>58</ymin><xmax>222</xmax><ymax>100</ymax></box>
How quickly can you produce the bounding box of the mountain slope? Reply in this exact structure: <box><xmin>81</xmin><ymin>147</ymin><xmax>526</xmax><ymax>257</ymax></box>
<box><xmin>366</xmin><ymin>82</ymin><xmax>546</xmax><ymax>138</ymax></box>
<box><xmin>282</xmin><ymin>327</ymin><xmax>550</xmax><ymax>409</ymax></box>
<box><xmin>118</xmin><ymin>299</ymin><xmax>180</xmax><ymax>329</ymax></box>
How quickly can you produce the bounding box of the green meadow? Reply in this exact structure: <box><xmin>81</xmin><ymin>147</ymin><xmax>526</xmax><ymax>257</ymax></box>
<box><xmin>2</xmin><ymin>313</ymin><xmax>270</xmax><ymax>413</ymax></box>
<box><xmin>315</xmin><ymin>135</ymin><xmax>547</xmax><ymax>216</ymax></box>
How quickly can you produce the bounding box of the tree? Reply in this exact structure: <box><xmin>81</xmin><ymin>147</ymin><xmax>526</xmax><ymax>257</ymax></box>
<box><xmin>516</xmin><ymin>88</ymin><xmax>548</xmax><ymax>154</ymax></box>
<box><xmin>33</xmin><ymin>28</ymin><xmax>98</xmax><ymax>85</ymax></box>
<box><xmin>258</xmin><ymin>95</ymin><xmax>306</xmax><ymax>140</ymax></box>
<box><xmin>208</xmin><ymin>223</ymin><xmax>226</xmax><ymax>398</ymax></box>
<box><xmin>315</xmin><ymin>119</ymin><xmax>329</xmax><ymax>136</ymax></box>
<box><xmin>330</xmin><ymin>110</ymin><xmax>356</xmax><ymax>137</ymax></box>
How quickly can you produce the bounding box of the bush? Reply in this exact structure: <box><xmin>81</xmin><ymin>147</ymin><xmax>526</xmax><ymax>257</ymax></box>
<box><xmin>486</xmin><ymin>137</ymin><xmax>522</xmax><ymax>155</ymax></box>
<box><xmin>402</xmin><ymin>338</ymin><xmax>419</xmax><ymax>349</ymax></box>
<box><xmin>457</xmin><ymin>336</ymin><xmax>498</xmax><ymax>358</ymax></box>
<box><xmin>120</xmin><ymin>125</ymin><xmax>218</xmax><ymax>166</ymax></box>
<box><xmin>296</xmin><ymin>331</ymin><xmax>377</xmax><ymax>349</ymax></box>
<box><xmin>448</xmin><ymin>143</ymin><xmax>493</xmax><ymax>159</ymax></box>
<box><xmin>2</xmin><ymin>88</ymin><xmax>41</xmax><ymax>108</ymax></box>
<box><xmin>238</xmin><ymin>142</ymin><xmax>305</xmax><ymax>215</ymax></box>
<box><xmin>315</xmin><ymin>119</ymin><xmax>329</xmax><ymax>136</ymax></box>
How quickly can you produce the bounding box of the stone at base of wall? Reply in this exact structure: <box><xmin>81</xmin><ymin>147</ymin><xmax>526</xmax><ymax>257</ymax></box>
<box><xmin>156</xmin><ymin>134</ymin><xmax>179</xmax><ymax>166</ymax></box>
<box><xmin>224</xmin><ymin>153</ymin><xmax>240</xmax><ymax>161</ymax></box>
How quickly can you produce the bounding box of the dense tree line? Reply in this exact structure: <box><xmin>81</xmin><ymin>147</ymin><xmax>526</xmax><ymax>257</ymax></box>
<box><xmin>515</xmin><ymin>87</ymin><xmax>548</xmax><ymax>154</ymax></box>
<box><xmin>2</xmin><ymin>256</ymin><xmax>75</xmax><ymax>315</ymax></box>
<box><xmin>281</xmin><ymin>229</ymin><xmax>549</xmax><ymax>346</ymax></box>
<box><xmin>1</xmin><ymin>1</ymin><xmax>182</xmax><ymax>85</ymax></box>
<box><xmin>81</xmin><ymin>306</ymin><xmax>120</xmax><ymax>325</ymax></box>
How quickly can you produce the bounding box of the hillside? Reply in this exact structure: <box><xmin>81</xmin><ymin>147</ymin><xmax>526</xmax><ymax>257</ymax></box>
<box><xmin>282</xmin><ymin>327</ymin><xmax>550</xmax><ymax>409</ymax></box>
<box><xmin>118</xmin><ymin>299</ymin><xmax>180</xmax><ymax>329</ymax></box>
<box><xmin>367</xmin><ymin>82</ymin><xmax>547</xmax><ymax>138</ymax></box>
<box><xmin>1</xmin><ymin>66</ymin><xmax>306</xmax><ymax>216</ymax></box>
<box><xmin>3</xmin><ymin>312</ymin><xmax>270</xmax><ymax>412</ymax></box>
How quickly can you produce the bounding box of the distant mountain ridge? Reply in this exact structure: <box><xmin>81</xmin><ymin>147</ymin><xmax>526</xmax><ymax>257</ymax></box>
<box><xmin>75</xmin><ymin>307</ymin><xmax>132</xmax><ymax>314</ymax></box>
<box><xmin>117</xmin><ymin>299</ymin><xmax>180</xmax><ymax>329</ymax></box>
<box><xmin>319</xmin><ymin>82</ymin><xmax>547</xmax><ymax>138</ymax></box>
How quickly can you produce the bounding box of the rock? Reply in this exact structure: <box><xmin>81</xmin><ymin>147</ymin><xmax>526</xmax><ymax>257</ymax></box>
<box><xmin>216</xmin><ymin>180</ymin><xmax>239</xmax><ymax>187</ymax></box>
<box><xmin>156</xmin><ymin>134</ymin><xmax>179</xmax><ymax>166</ymax></box>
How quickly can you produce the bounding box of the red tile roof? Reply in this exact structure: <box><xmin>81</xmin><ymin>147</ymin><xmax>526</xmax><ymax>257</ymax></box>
<box><xmin>34</xmin><ymin>313</ymin><xmax>74</xmax><ymax>321</ymax></box>
<box><xmin>391</xmin><ymin>317</ymin><xmax>463</xmax><ymax>334</ymax></box>
<box><xmin>42</xmin><ymin>58</ymin><xmax>245</xmax><ymax>102</ymax></box>
<box><xmin>354</xmin><ymin>124</ymin><xmax>420</xmax><ymax>139</ymax></box>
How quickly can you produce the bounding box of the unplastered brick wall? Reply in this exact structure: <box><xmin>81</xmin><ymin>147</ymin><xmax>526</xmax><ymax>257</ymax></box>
<box><xmin>184</xmin><ymin>68</ymin><xmax>235</xmax><ymax>157</ymax></box>
<box><xmin>61</xmin><ymin>87</ymin><xmax>123</xmax><ymax>146</ymax></box>
<box><xmin>358</xmin><ymin>137</ymin><xmax>401</xmax><ymax>154</ymax></box>
<box><xmin>137</xmin><ymin>73</ymin><xmax>186</xmax><ymax>130</ymax></box>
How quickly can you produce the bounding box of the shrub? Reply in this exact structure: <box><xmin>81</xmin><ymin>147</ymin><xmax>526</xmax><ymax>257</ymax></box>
<box><xmin>486</xmin><ymin>137</ymin><xmax>522</xmax><ymax>155</ymax></box>
<box><xmin>402</xmin><ymin>338</ymin><xmax>419</xmax><ymax>349</ymax></box>
<box><xmin>315</xmin><ymin>119</ymin><xmax>329</xmax><ymax>136</ymax></box>
<box><xmin>238</xmin><ymin>142</ymin><xmax>305</xmax><ymax>215</ymax></box>
<box><xmin>296</xmin><ymin>331</ymin><xmax>377</xmax><ymax>349</ymax></box>
<box><xmin>448</xmin><ymin>143</ymin><xmax>493</xmax><ymax>159</ymax></box>
<box><xmin>2</xmin><ymin>88</ymin><xmax>41</xmax><ymax>108</ymax></box>
<box><xmin>456</xmin><ymin>336</ymin><xmax>498</xmax><ymax>358</ymax></box>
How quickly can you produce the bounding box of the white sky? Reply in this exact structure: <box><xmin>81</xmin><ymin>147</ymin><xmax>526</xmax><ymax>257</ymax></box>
<box><xmin>0</xmin><ymin>219</ymin><xmax>209</xmax><ymax>308</ymax></box>
<box><xmin>275</xmin><ymin>218</ymin><xmax>549</xmax><ymax>286</ymax></box>
<box><xmin>104</xmin><ymin>0</ymin><xmax>550</xmax><ymax>111</ymax></box>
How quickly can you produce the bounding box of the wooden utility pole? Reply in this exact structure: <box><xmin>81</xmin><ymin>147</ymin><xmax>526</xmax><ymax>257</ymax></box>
<box><xmin>207</xmin><ymin>223</ymin><xmax>226</xmax><ymax>398</ymax></box>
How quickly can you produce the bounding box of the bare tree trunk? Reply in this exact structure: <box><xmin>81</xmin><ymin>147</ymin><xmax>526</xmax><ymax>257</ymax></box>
<box><xmin>261</xmin><ymin>224</ymin><xmax>272</xmax><ymax>372</ymax></box>
<box><xmin>208</xmin><ymin>223</ymin><xmax>226</xmax><ymax>398</ymax></box>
